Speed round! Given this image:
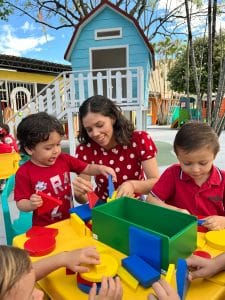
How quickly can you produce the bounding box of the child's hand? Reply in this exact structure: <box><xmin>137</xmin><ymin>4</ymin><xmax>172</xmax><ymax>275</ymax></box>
<box><xmin>60</xmin><ymin>246</ymin><xmax>100</xmax><ymax>273</ymax></box>
<box><xmin>73</xmin><ymin>176</ymin><xmax>93</xmax><ymax>196</ymax></box>
<box><xmin>117</xmin><ymin>181</ymin><xmax>135</xmax><ymax>198</ymax></box>
<box><xmin>203</xmin><ymin>215</ymin><xmax>225</xmax><ymax>230</ymax></box>
<box><xmin>88</xmin><ymin>276</ymin><xmax>122</xmax><ymax>300</ymax></box>
<box><xmin>186</xmin><ymin>254</ymin><xmax>218</xmax><ymax>279</ymax></box>
<box><xmin>98</xmin><ymin>166</ymin><xmax>117</xmax><ymax>182</ymax></box>
<box><xmin>30</xmin><ymin>193</ymin><xmax>43</xmax><ymax>210</ymax></box>
<box><xmin>148</xmin><ymin>279</ymin><xmax>180</xmax><ymax>300</ymax></box>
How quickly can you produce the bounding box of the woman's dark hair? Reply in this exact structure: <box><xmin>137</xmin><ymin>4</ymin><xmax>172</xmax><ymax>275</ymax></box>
<box><xmin>17</xmin><ymin>112</ymin><xmax>65</xmax><ymax>154</ymax></box>
<box><xmin>174</xmin><ymin>121</ymin><xmax>220</xmax><ymax>156</ymax></box>
<box><xmin>78</xmin><ymin>95</ymin><xmax>135</xmax><ymax>145</ymax></box>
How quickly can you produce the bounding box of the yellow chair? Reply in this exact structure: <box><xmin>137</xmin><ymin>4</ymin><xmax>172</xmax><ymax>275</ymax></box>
<box><xmin>0</xmin><ymin>152</ymin><xmax>21</xmax><ymax>180</ymax></box>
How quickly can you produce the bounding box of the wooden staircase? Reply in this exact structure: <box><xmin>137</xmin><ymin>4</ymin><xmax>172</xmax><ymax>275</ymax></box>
<box><xmin>7</xmin><ymin>67</ymin><xmax>147</xmax><ymax>154</ymax></box>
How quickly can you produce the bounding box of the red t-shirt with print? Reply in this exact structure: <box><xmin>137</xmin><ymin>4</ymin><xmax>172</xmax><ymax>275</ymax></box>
<box><xmin>15</xmin><ymin>153</ymin><xmax>87</xmax><ymax>226</ymax></box>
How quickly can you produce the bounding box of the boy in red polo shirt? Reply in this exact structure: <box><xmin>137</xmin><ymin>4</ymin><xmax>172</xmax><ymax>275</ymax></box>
<box><xmin>147</xmin><ymin>122</ymin><xmax>225</xmax><ymax>231</ymax></box>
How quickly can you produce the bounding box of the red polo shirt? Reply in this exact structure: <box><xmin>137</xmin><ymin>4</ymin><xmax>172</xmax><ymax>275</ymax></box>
<box><xmin>151</xmin><ymin>164</ymin><xmax>225</xmax><ymax>216</ymax></box>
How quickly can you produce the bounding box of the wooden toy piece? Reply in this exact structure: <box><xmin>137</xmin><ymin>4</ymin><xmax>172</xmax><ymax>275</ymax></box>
<box><xmin>36</xmin><ymin>191</ymin><xmax>62</xmax><ymax>215</ymax></box>
<box><xmin>165</xmin><ymin>264</ymin><xmax>175</xmax><ymax>285</ymax></box>
<box><xmin>205</xmin><ymin>230</ymin><xmax>225</xmax><ymax>251</ymax></box>
<box><xmin>122</xmin><ymin>255</ymin><xmax>160</xmax><ymax>288</ymax></box>
<box><xmin>87</xmin><ymin>191</ymin><xmax>99</xmax><ymax>209</ymax></box>
<box><xmin>176</xmin><ymin>258</ymin><xmax>190</xmax><ymax>300</ymax></box>
<box><xmin>26</xmin><ymin>226</ymin><xmax>58</xmax><ymax>238</ymax></box>
<box><xmin>117</xmin><ymin>265</ymin><xmax>139</xmax><ymax>290</ymax></box>
<box><xmin>129</xmin><ymin>226</ymin><xmax>161</xmax><ymax>272</ymax></box>
<box><xmin>70</xmin><ymin>213</ymin><xmax>86</xmax><ymax>237</ymax></box>
<box><xmin>193</xmin><ymin>250</ymin><xmax>211</xmax><ymax>259</ymax></box>
<box><xmin>108</xmin><ymin>174</ymin><xmax>115</xmax><ymax>198</ymax></box>
<box><xmin>80</xmin><ymin>253</ymin><xmax>118</xmax><ymax>282</ymax></box>
<box><xmin>24</xmin><ymin>235</ymin><xmax>56</xmax><ymax>256</ymax></box>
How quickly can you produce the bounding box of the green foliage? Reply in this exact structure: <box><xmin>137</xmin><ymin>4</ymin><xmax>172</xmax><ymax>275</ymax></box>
<box><xmin>167</xmin><ymin>34</ymin><xmax>225</xmax><ymax>94</ymax></box>
<box><xmin>0</xmin><ymin>1</ymin><xmax>13</xmax><ymax>20</ymax></box>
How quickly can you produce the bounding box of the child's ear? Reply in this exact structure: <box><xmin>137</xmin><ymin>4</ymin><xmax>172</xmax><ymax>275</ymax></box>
<box><xmin>24</xmin><ymin>147</ymin><xmax>33</xmax><ymax>156</ymax></box>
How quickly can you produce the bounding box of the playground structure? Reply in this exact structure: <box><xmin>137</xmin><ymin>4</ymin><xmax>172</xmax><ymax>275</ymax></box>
<box><xmin>170</xmin><ymin>96</ymin><xmax>225</xmax><ymax>128</ymax></box>
<box><xmin>170</xmin><ymin>97</ymin><xmax>199</xmax><ymax>128</ymax></box>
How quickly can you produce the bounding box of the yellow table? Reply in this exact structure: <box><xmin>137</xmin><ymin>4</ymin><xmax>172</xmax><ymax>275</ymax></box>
<box><xmin>13</xmin><ymin>219</ymin><xmax>225</xmax><ymax>300</ymax></box>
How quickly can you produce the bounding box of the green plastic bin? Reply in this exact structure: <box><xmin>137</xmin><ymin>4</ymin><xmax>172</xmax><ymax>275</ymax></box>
<box><xmin>92</xmin><ymin>197</ymin><xmax>197</xmax><ymax>270</ymax></box>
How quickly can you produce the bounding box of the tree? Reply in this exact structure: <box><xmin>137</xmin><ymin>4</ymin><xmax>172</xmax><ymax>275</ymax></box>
<box><xmin>167</xmin><ymin>34</ymin><xmax>225</xmax><ymax>96</ymax></box>
<box><xmin>1</xmin><ymin>0</ymin><xmax>214</xmax><ymax>41</ymax></box>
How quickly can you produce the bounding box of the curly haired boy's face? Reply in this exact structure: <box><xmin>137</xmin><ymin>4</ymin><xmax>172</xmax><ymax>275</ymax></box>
<box><xmin>25</xmin><ymin>131</ymin><xmax>62</xmax><ymax>167</ymax></box>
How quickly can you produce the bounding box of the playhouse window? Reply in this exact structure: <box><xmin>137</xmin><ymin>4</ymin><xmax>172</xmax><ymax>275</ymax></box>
<box><xmin>95</xmin><ymin>28</ymin><xmax>122</xmax><ymax>40</ymax></box>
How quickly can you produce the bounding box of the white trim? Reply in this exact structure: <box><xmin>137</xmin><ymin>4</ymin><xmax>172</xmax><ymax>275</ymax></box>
<box><xmin>94</xmin><ymin>27</ymin><xmax>122</xmax><ymax>40</ymax></box>
<box><xmin>89</xmin><ymin>45</ymin><xmax>129</xmax><ymax>70</ymax></box>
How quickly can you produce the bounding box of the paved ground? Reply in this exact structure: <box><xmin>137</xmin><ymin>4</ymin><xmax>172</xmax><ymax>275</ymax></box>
<box><xmin>1</xmin><ymin>126</ymin><xmax>225</xmax><ymax>245</ymax></box>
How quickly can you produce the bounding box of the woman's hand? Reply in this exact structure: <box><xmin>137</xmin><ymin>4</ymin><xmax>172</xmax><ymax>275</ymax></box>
<box><xmin>116</xmin><ymin>181</ymin><xmax>135</xmax><ymax>198</ymax></box>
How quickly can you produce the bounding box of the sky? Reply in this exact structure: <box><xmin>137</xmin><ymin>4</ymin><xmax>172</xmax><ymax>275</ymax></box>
<box><xmin>0</xmin><ymin>13</ymin><xmax>73</xmax><ymax>65</ymax></box>
<box><xmin>0</xmin><ymin>1</ymin><xmax>225</xmax><ymax>67</ymax></box>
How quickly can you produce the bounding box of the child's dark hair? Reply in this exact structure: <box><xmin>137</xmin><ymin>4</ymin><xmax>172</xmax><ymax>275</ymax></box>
<box><xmin>174</xmin><ymin>121</ymin><xmax>220</xmax><ymax>156</ymax></box>
<box><xmin>17</xmin><ymin>112</ymin><xmax>65</xmax><ymax>154</ymax></box>
<box><xmin>78</xmin><ymin>95</ymin><xmax>135</xmax><ymax>145</ymax></box>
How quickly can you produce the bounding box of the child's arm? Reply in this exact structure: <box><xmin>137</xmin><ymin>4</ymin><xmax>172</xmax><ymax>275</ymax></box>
<box><xmin>33</xmin><ymin>246</ymin><xmax>100</xmax><ymax>281</ymax></box>
<box><xmin>186</xmin><ymin>253</ymin><xmax>225</xmax><ymax>280</ymax></box>
<box><xmin>147</xmin><ymin>193</ymin><xmax>190</xmax><ymax>214</ymax></box>
<box><xmin>82</xmin><ymin>164</ymin><xmax>117</xmax><ymax>182</ymax></box>
<box><xmin>202</xmin><ymin>216</ymin><xmax>225</xmax><ymax>231</ymax></box>
<box><xmin>89</xmin><ymin>276</ymin><xmax>123</xmax><ymax>300</ymax></box>
<box><xmin>16</xmin><ymin>194</ymin><xmax>43</xmax><ymax>212</ymax></box>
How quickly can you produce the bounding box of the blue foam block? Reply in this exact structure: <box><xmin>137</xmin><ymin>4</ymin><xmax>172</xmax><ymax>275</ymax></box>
<box><xmin>69</xmin><ymin>204</ymin><xmax>91</xmax><ymax>222</ymax></box>
<box><xmin>176</xmin><ymin>258</ymin><xmax>190</xmax><ymax>300</ymax></box>
<box><xmin>122</xmin><ymin>255</ymin><xmax>160</xmax><ymax>288</ymax></box>
<box><xmin>108</xmin><ymin>175</ymin><xmax>115</xmax><ymax>198</ymax></box>
<box><xmin>129</xmin><ymin>226</ymin><xmax>161</xmax><ymax>271</ymax></box>
<box><xmin>197</xmin><ymin>219</ymin><xmax>206</xmax><ymax>226</ymax></box>
<box><xmin>77</xmin><ymin>281</ymin><xmax>101</xmax><ymax>294</ymax></box>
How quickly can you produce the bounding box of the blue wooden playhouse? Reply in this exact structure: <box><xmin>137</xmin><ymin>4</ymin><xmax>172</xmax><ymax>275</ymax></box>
<box><xmin>7</xmin><ymin>0</ymin><xmax>155</xmax><ymax>155</ymax></box>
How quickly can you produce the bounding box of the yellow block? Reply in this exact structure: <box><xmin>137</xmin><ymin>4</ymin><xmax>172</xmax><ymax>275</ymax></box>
<box><xmin>165</xmin><ymin>264</ymin><xmax>175</xmax><ymax>285</ymax></box>
<box><xmin>117</xmin><ymin>265</ymin><xmax>139</xmax><ymax>290</ymax></box>
<box><xmin>107</xmin><ymin>191</ymin><xmax>118</xmax><ymax>203</ymax></box>
<box><xmin>0</xmin><ymin>152</ymin><xmax>21</xmax><ymax>180</ymax></box>
<box><xmin>70</xmin><ymin>213</ymin><xmax>85</xmax><ymax>237</ymax></box>
<box><xmin>205</xmin><ymin>271</ymin><xmax>225</xmax><ymax>286</ymax></box>
<box><xmin>205</xmin><ymin>230</ymin><xmax>225</xmax><ymax>251</ymax></box>
<box><xmin>197</xmin><ymin>233</ymin><xmax>206</xmax><ymax>249</ymax></box>
<box><xmin>80</xmin><ymin>253</ymin><xmax>118</xmax><ymax>282</ymax></box>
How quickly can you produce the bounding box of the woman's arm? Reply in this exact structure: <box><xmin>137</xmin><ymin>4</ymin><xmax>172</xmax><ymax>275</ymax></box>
<box><xmin>116</xmin><ymin>157</ymin><xmax>159</xmax><ymax>198</ymax></box>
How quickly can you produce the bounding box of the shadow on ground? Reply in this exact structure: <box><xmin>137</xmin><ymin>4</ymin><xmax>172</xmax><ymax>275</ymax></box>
<box><xmin>155</xmin><ymin>141</ymin><xmax>177</xmax><ymax>167</ymax></box>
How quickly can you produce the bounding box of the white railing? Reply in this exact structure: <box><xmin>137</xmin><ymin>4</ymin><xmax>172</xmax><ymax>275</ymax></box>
<box><xmin>7</xmin><ymin>66</ymin><xmax>145</xmax><ymax>154</ymax></box>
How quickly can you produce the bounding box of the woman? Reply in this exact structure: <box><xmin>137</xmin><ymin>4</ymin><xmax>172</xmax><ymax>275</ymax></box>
<box><xmin>74</xmin><ymin>95</ymin><xmax>159</xmax><ymax>203</ymax></box>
